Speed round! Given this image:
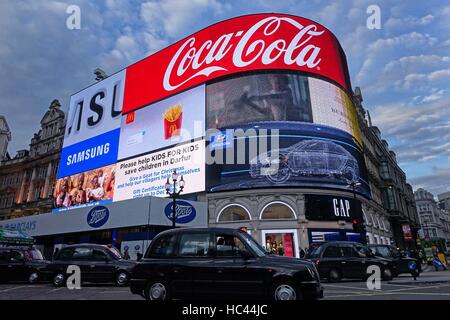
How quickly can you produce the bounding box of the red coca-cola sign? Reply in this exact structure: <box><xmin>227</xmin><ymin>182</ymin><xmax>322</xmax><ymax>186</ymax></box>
<box><xmin>123</xmin><ymin>13</ymin><xmax>351</xmax><ymax>113</ymax></box>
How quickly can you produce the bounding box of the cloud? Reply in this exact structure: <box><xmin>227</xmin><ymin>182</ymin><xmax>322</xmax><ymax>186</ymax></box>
<box><xmin>410</xmin><ymin>166</ymin><xmax>450</xmax><ymax>195</ymax></box>
<box><xmin>370</xmin><ymin>98</ymin><xmax>450</xmax><ymax>164</ymax></box>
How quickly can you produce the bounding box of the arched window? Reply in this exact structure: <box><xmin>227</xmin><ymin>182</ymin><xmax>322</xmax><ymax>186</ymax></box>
<box><xmin>260</xmin><ymin>202</ymin><xmax>296</xmax><ymax>220</ymax></box>
<box><xmin>217</xmin><ymin>204</ymin><xmax>251</xmax><ymax>222</ymax></box>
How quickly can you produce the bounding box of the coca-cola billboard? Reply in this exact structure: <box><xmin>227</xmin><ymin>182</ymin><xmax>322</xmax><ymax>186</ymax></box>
<box><xmin>123</xmin><ymin>13</ymin><xmax>351</xmax><ymax>114</ymax></box>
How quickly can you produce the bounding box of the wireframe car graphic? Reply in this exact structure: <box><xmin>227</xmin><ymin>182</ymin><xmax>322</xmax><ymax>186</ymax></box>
<box><xmin>249</xmin><ymin>139</ymin><xmax>360</xmax><ymax>184</ymax></box>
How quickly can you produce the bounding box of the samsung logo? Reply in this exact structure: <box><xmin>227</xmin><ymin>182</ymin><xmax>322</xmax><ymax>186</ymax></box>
<box><xmin>164</xmin><ymin>201</ymin><xmax>196</xmax><ymax>224</ymax></box>
<box><xmin>87</xmin><ymin>206</ymin><xmax>109</xmax><ymax>228</ymax></box>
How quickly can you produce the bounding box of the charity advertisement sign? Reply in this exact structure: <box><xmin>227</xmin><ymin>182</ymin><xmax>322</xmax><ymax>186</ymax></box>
<box><xmin>57</xmin><ymin>70</ymin><xmax>125</xmax><ymax>178</ymax></box>
<box><xmin>114</xmin><ymin>140</ymin><xmax>205</xmax><ymax>201</ymax></box>
<box><xmin>118</xmin><ymin>85</ymin><xmax>205</xmax><ymax>160</ymax></box>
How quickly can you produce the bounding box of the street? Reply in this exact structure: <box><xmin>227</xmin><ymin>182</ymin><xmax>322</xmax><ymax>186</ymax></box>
<box><xmin>1</xmin><ymin>271</ymin><xmax>450</xmax><ymax>300</ymax></box>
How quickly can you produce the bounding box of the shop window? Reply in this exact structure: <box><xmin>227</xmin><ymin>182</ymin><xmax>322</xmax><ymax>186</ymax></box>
<box><xmin>260</xmin><ymin>202</ymin><xmax>296</xmax><ymax>220</ymax></box>
<box><xmin>217</xmin><ymin>204</ymin><xmax>251</xmax><ymax>222</ymax></box>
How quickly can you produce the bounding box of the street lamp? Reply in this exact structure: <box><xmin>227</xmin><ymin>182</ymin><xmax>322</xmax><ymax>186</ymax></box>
<box><xmin>164</xmin><ymin>170</ymin><xmax>185</xmax><ymax>228</ymax></box>
<box><xmin>348</xmin><ymin>181</ymin><xmax>362</xmax><ymax>200</ymax></box>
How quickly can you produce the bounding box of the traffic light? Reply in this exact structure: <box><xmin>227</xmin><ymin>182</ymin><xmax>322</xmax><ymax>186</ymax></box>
<box><xmin>352</xmin><ymin>219</ymin><xmax>366</xmax><ymax>233</ymax></box>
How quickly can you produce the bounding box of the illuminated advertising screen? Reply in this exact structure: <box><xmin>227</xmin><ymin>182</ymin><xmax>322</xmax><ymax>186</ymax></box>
<box><xmin>206</xmin><ymin>72</ymin><xmax>362</xmax><ymax>146</ymax></box>
<box><xmin>53</xmin><ymin>164</ymin><xmax>116</xmax><ymax>212</ymax></box>
<box><xmin>58</xmin><ymin>70</ymin><xmax>125</xmax><ymax>178</ymax></box>
<box><xmin>123</xmin><ymin>13</ymin><xmax>351</xmax><ymax>113</ymax></box>
<box><xmin>118</xmin><ymin>85</ymin><xmax>205</xmax><ymax>160</ymax></box>
<box><xmin>114</xmin><ymin>140</ymin><xmax>205</xmax><ymax>201</ymax></box>
<box><xmin>206</xmin><ymin>122</ymin><xmax>370</xmax><ymax>198</ymax></box>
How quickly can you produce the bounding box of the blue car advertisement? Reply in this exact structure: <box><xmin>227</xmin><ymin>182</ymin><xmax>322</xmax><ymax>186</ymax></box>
<box><xmin>206</xmin><ymin>121</ymin><xmax>371</xmax><ymax>199</ymax></box>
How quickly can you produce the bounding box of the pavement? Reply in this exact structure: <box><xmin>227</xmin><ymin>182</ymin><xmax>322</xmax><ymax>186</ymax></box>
<box><xmin>0</xmin><ymin>269</ymin><xmax>449</xmax><ymax>300</ymax></box>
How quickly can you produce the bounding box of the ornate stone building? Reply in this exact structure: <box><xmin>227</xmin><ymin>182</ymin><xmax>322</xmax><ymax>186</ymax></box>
<box><xmin>0</xmin><ymin>116</ymin><xmax>11</xmax><ymax>161</ymax></box>
<box><xmin>353</xmin><ymin>87</ymin><xmax>420</xmax><ymax>249</ymax></box>
<box><xmin>0</xmin><ymin>100</ymin><xmax>65</xmax><ymax>220</ymax></box>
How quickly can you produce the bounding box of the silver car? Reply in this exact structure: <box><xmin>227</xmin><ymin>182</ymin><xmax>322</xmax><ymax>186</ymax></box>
<box><xmin>250</xmin><ymin>139</ymin><xmax>360</xmax><ymax>184</ymax></box>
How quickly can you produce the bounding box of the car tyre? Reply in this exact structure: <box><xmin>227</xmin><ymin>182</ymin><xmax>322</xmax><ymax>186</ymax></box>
<box><xmin>271</xmin><ymin>279</ymin><xmax>301</xmax><ymax>301</ymax></box>
<box><xmin>28</xmin><ymin>271</ymin><xmax>40</xmax><ymax>284</ymax></box>
<box><xmin>115</xmin><ymin>271</ymin><xmax>129</xmax><ymax>286</ymax></box>
<box><xmin>53</xmin><ymin>272</ymin><xmax>66</xmax><ymax>287</ymax></box>
<box><xmin>382</xmin><ymin>267</ymin><xmax>393</xmax><ymax>280</ymax></box>
<box><xmin>328</xmin><ymin>269</ymin><xmax>342</xmax><ymax>282</ymax></box>
<box><xmin>145</xmin><ymin>279</ymin><xmax>171</xmax><ymax>301</ymax></box>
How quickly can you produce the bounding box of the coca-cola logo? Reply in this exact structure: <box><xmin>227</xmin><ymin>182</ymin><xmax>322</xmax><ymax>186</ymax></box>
<box><xmin>164</xmin><ymin>200</ymin><xmax>196</xmax><ymax>224</ymax></box>
<box><xmin>163</xmin><ymin>16</ymin><xmax>324</xmax><ymax>91</ymax></box>
<box><xmin>87</xmin><ymin>206</ymin><xmax>109</xmax><ymax>228</ymax></box>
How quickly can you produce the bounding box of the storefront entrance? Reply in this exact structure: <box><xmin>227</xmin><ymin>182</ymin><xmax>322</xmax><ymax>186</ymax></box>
<box><xmin>261</xmin><ymin>229</ymin><xmax>299</xmax><ymax>258</ymax></box>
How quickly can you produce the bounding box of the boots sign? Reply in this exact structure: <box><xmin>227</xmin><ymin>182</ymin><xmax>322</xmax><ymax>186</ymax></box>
<box><xmin>305</xmin><ymin>195</ymin><xmax>362</xmax><ymax>222</ymax></box>
<box><xmin>123</xmin><ymin>13</ymin><xmax>351</xmax><ymax>113</ymax></box>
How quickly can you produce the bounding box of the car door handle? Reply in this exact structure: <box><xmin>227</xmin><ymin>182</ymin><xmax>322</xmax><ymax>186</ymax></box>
<box><xmin>173</xmin><ymin>267</ymin><xmax>181</xmax><ymax>273</ymax></box>
<box><xmin>8</xmin><ymin>265</ymin><xmax>13</xmax><ymax>268</ymax></box>
<box><xmin>90</xmin><ymin>265</ymin><xmax>96</xmax><ymax>268</ymax></box>
<box><xmin>217</xmin><ymin>268</ymin><xmax>224</xmax><ymax>274</ymax></box>
<box><xmin>341</xmin><ymin>261</ymin><xmax>346</xmax><ymax>264</ymax></box>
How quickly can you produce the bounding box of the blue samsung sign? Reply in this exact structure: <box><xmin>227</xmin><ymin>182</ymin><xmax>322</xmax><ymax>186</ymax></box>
<box><xmin>87</xmin><ymin>206</ymin><xmax>110</xmax><ymax>228</ymax></box>
<box><xmin>164</xmin><ymin>201</ymin><xmax>196</xmax><ymax>224</ymax></box>
<box><xmin>58</xmin><ymin>128</ymin><xmax>120</xmax><ymax>178</ymax></box>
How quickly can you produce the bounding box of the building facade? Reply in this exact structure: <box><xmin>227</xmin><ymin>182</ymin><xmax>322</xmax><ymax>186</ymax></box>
<box><xmin>415</xmin><ymin>188</ymin><xmax>450</xmax><ymax>241</ymax></box>
<box><xmin>352</xmin><ymin>88</ymin><xmax>420</xmax><ymax>249</ymax></box>
<box><xmin>0</xmin><ymin>100</ymin><xmax>65</xmax><ymax>220</ymax></box>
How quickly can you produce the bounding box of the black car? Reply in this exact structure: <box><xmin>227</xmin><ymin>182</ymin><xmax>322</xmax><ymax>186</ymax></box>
<box><xmin>0</xmin><ymin>246</ymin><xmax>51</xmax><ymax>284</ymax></box>
<box><xmin>130</xmin><ymin>227</ymin><xmax>323</xmax><ymax>300</ymax></box>
<box><xmin>306</xmin><ymin>241</ymin><xmax>396</xmax><ymax>282</ymax></box>
<box><xmin>368</xmin><ymin>244</ymin><xmax>421</xmax><ymax>277</ymax></box>
<box><xmin>49</xmin><ymin>244</ymin><xmax>136</xmax><ymax>287</ymax></box>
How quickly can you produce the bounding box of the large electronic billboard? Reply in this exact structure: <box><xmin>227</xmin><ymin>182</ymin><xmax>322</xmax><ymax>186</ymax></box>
<box><xmin>54</xmin><ymin>13</ymin><xmax>366</xmax><ymax>212</ymax></box>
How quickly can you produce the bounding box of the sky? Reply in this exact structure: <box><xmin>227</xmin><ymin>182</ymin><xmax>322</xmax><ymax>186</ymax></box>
<box><xmin>0</xmin><ymin>0</ymin><xmax>449</xmax><ymax>196</ymax></box>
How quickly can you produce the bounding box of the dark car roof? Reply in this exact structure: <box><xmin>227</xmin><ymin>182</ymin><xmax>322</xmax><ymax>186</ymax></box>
<box><xmin>155</xmin><ymin>227</ymin><xmax>243</xmax><ymax>238</ymax></box>
<box><xmin>316</xmin><ymin>241</ymin><xmax>365</xmax><ymax>247</ymax></box>
<box><xmin>58</xmin><ymin>243</ymin><xmax>113</xmax><ymax>250</ymax></box>
<box><xmin>0</xmin><ymin>246</ymin><xmax>34</xmax><ymax>251</ymax></box>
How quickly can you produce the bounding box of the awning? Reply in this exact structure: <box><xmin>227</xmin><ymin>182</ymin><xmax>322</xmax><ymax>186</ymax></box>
<box><xmin>0</xmin><ymin>227</ymin><xmax>34</xmax><ymax>245</ymax></box>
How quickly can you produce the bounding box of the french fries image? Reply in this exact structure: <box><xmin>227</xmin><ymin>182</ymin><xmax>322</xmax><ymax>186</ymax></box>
<box><xmin>163</xmin><ymin>104</ymin><xmax>183</xmax><ymax>139</ymax></box>
<box><xmin>163</xmin><ymin>103</ymin><xmax>182</xmax><ymax>121</ymax></box>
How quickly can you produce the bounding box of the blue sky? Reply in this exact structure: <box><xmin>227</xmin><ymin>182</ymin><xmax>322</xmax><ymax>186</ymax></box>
<box><xmin>0</xmin><ymin>0</ymin><xmax>449</xmax><ymax>195</ymax></box>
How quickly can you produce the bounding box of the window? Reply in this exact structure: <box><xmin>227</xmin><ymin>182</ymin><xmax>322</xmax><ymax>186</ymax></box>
<box><xmin>72</xmin><ymin>248</ymin><xmax>92</xmax><ymax>261</ymax></box>
<box><xmin>379</xmin><ymin>161</ymin><xmax>390</xmax><ymax>179</ymax></box>
<box><xmin>179</xmin><ymin>233</ymin><xmax>211</xmax><ymax>257</ymax></box>
<box><xmin>215</xmin><ymin>233</ymin><xmax>249</xmax><ymax>257</ymax></box>
<box><xmin>92</xmin><ymin>249</ymin><xmax>108</xmax><ymax>261</ymax></box>
<box><xmin>0</xmin><ymin>250</ymin><xmax>10</xmax><ymax>262</ymax></box>
<box><xmin>217</xmin><ymin>204</ymin><xmax>251</xmax><ymax>222</ymax></box>
<box><xmin>147</xmin><ymin>234</ymin><xmax>177</xmax><ymax>258</ymax></box>
<box><xmin>323</xmin><ymin>246</ymin><xmax>341</xmax><ymax>258</ymax></box>
<box><xmin>342</xmin><ymin>246</ymin><xmax>359</xmax><ymax>258</ymax></box>
<box><xmin>260</xmin><ymin>202</ymin><xmax>296</xmax><ymax>220</ymax></box>
<box><xmin>10</xmin><ymin>250</ymin><xmax>25</xmax><ymax>262</ymax></box>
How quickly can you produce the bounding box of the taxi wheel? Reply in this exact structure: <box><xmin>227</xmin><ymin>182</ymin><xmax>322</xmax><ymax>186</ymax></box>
<box><xmin>53</xmin><ymin>273</ymin><xmax>66</xmax><ymax>287</ymax></box>
<box><xmin>328</xmin><ymin>269</ymin><xmax>342</xmax><ymax>282</ymax></box>
<box><xmin>28</xmin><ymin>272</ymin><xmax>40</xmax><ymax>284</ymax></box>
<box><xmin>115</xmin><ymin>271</ymin><xmax>129</xmax><ymax>286</ymax></box>
<box><xmin>382</xmin><ymin>267</ymin><xmax>393</xmax><ymax>280</ymax></box>
<box><xmin>145</xmin><ymin>279</ymin><xmax>171</xmax><ymax>301</ymax></box>
<box><xmin>271</xmin><ymin>279</ymin><xmax>300</xmax><ymax>300</ymax></box>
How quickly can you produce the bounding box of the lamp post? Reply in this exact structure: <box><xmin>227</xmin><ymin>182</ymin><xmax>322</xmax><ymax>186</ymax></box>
<box><xmin>164</xmin><ymin>170</ymin><xmax>185</xmax><ymax>228</ymax></box>
<box><xmin>348</xmin><ymin>181</ymin><xmax>363</xmax><ymax>242</ymax></box>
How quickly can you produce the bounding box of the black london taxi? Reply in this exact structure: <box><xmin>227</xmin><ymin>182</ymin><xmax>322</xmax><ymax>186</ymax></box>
<box><xmin>0</xmin><ymin>246</ymin><xmax>51</xmax><ymax>284</ymax></box>
<box><xmin>49</xmin><ymin>244</ymin><xmax>136</xmax><ymax>286</ymax></box>
<box><xmin>306</xmin><ymin>241</ymin><xmax>396</xmax><ymax>282</ymax></box>
<box><xmin>129</xmin><ymin>227</ymin><xmax>323</xmax><ymax>300</ymax></box>
<box><xmin>368</xmin><ymin>244</ymin><xmax>421</xmax><ymax>277</ymax></box>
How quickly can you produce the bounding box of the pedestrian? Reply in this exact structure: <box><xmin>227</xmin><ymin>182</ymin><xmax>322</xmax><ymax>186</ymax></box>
<box><xmin>299</xmin><ymin>248</ymin><xmax>306</xmax><ymax>259</ymax></box>
<box><xmin>136</xmin><ymin>252</ymin><xmax>143</xmax><ymax>261</ymax></box>
<box><xmin>123</xmin><ymin>246</ymin><xmax>130</xmax><ymax>260</ymax></box>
